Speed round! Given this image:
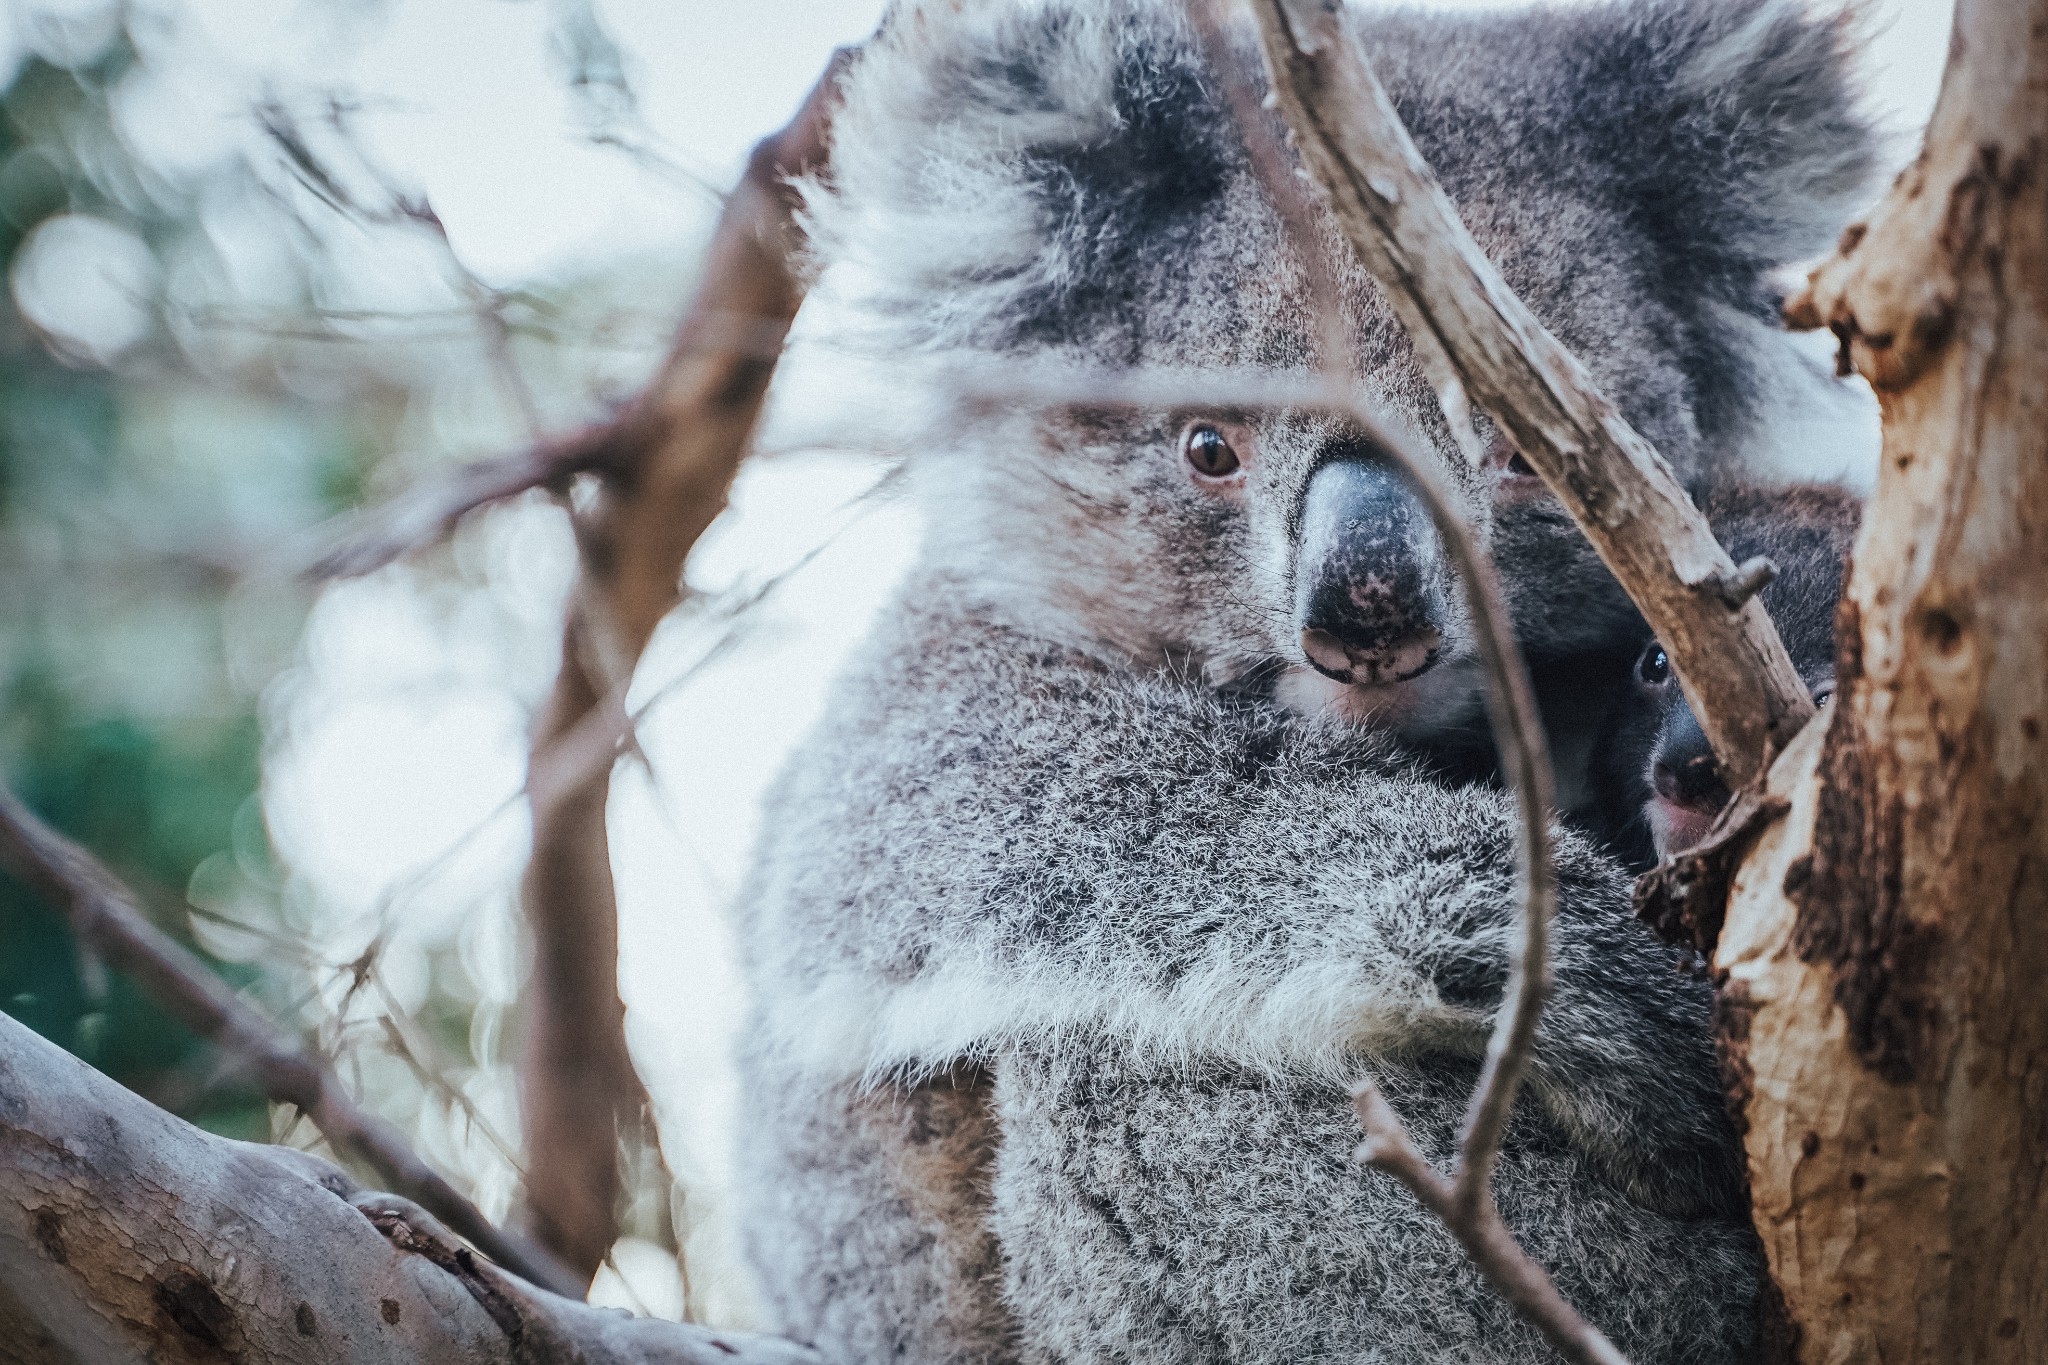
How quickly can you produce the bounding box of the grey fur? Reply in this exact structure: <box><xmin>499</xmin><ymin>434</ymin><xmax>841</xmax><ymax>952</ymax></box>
<box><xmin>736</xmin><ymin>1</ymin><xmax>1876</xmax><ymax>1360</ymax></box>
<box><xmin>739</xmin><ymin>592</ymin><xmax>1755</xmax><ymax>1362</ymax></box>
<box><xmin>804</xmin><ymin>0</ymin><xmax>1875</xmax><ymax>472</ymax></box>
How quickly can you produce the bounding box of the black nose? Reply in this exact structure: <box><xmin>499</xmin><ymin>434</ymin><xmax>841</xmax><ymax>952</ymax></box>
<box><xmin>1294</xmin><ymin>455</ymin><xmax>1446</xmax><ymax>686</ymax></box>
<box><xmin>1650</xmin><ymin>706</ymin><xmax>1728</xmax><ymax>814</ymax></box>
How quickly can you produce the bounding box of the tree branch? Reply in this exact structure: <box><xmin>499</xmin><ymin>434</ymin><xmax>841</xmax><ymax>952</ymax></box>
<box><xmin>515</xmin><ymin>44</ymin><xmax>855</xmax><ymax>1282</ymax></box>
<box><xmin>0</xmin><ymin>784</ymin><xmax>586</xmax><ymax>1301</ymax></box>
<box><xmin>1349</xmin><ymin>1082</ymin><xmax>1631</xmax><ymax>1365</ymax></box>
<box><xmin>0</xmin><ymin>1011</ymin><xmax>822</xmax><ymax>1364</ymax></box>
<box><xmin>298</xmin><ymin>421</ymin><xmax>625</xmax><ymax>582</ymax></box>
<box><xmin>1185</xmin><ymin>4</ymin><xmax>1664</xmax><ymax>1358</ymax></box>
<box><xmin>1718</xmin><ymin>0</ymin><xmax>2048</xmax><ymax>1356</ymax></box>
<box><xmin>1244</xmin><ymin>0</ymin><xmax>1813</xmax><ymax>792</ymax></box>
<box><xmin>961</xmin><ymin>337</ymin><xmax>1567</xmax><ymax>1261</ymax></box>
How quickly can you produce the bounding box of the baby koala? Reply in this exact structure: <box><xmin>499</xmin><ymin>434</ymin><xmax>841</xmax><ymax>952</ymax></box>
<box><xmin>1592</xmin><ymin>482</ymin><xmax>1862</xmax><ymax>861</ymax></box>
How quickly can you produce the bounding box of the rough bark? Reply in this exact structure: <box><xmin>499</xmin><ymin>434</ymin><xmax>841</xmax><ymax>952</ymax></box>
<box><xmin>1717</xmin><ymin>0</ymin><xmax>2048</xmax><ymax>1357</ymax></box>
<box><xmin>0</xmin><ymin>1011</ymin><xmax>822</xmax><ymax>1365</ymax></box>
<box><xmin>1246</xmin><ymin>0</ymin><xmax>1813</xmax><ymax>788</ymax></box>
<box><xmin>518</xmin><ymin>50</ymin><xmax>849</xmax><ymax>1282</ymax></box>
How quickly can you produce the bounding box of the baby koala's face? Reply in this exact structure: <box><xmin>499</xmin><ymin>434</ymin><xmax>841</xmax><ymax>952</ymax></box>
<box><xmin>1590</xmin><ymin>480</ymin><xmax>1861</xmax><ymax>865</ymax></box>
<box><xmin>1631</xmin><ymin>641</ymin><xmax>1837</xmax><ymax>858</ymax></box>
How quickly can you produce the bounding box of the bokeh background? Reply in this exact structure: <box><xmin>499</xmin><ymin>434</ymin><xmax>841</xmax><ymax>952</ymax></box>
<box><xmin>0</xmin><ymin>0</ymin><xmax>1955</xmax><ymax>1328</ymax></box>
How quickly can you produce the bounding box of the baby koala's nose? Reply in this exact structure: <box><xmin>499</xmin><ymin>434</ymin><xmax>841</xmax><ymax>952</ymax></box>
<box><xmin>1294</xmin><ymin>456</ymin><xmax>1448</xmax><ymax>687</ymax></box>
<box><xmin>1652</xmin><ymin>747</ymin><xmax>1727</xmax><ymax>812</ymax></box>
<box><xmin>1645</xmin><ymin>705</ymin><xmax>1732</xmax><ymax>856</ymax></box>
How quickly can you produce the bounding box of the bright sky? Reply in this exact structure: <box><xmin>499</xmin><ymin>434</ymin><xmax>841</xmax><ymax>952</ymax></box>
<box><xmin>4</xmin><ymin>0</ymin><xmax>1962</xmax><ymax>1326</ymax></box>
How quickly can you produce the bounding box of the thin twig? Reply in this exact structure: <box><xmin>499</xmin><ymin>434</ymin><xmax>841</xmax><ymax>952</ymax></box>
<box><xmin>1350</xmin><ymin>1083</ymin><xmax>1633</xmax><ymax>1365</ymax></box>
<box><xmin>506</xmin><ymin>40</ymin><xmax>860</xmax><ymax>1282</ymax></box>
<box><xmin>0</xmin><ymin>783</ymin><xmax>586</xmax><ymax>1300</ymax></box>
<box><xmin>951</xmin><ymin>354</ymin><xmax>1560</xmax><ymax>1212</ymax></box>
<box><xmin>297</xmin><ymin>420</ymin><xmax>625</xmax><ymax>581</ymax></box>
<box><xmin>296</xmin><ymin>312</ymin><xmax>798</xmax><ymax>583</ymax></box>
<box><xmin>1184</xmin><ymin>8</ymin><xmax>1606</xmax><ymax>1359</ymax></box>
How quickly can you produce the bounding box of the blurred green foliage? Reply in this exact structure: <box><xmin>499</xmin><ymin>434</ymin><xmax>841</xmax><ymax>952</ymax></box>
<box><xmin>0</xmin><ymin>33</ymin><xmax>364</xmax><ymax>1137</ymax></box>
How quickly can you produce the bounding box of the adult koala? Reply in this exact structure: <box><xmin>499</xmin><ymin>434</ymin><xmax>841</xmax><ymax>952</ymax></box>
<box><xmin>732</xmin><ymin>1</ymin><xmax>1873</xmax><ymax>1361</ymax></box>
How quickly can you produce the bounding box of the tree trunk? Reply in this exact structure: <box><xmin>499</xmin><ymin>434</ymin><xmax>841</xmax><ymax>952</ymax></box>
<box><xmin>1717</xmin><ymin>0</ymin><xmax>2048</xmax><ymax>1357</ymax></box>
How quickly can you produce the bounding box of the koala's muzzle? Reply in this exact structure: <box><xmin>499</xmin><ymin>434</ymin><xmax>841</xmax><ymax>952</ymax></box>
<box><xmin>1294</xmin><ymin>457</ymin><xmax>1447</xmax><ymax>687</ymax></box>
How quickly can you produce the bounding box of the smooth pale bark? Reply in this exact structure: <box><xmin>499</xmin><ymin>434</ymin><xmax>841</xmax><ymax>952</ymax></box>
<box><xmin>1718</xmin><ymin>0</ymin><xmax>2048</xmax><ymax>1358</ymax></box>
<box><xmin>0</xmin><ymin>784</ymin><xmax>583</xmax><ymax>1300</ymax></box>
<box><xmin>0</xmin><ymin>1012</ymin><xmax>821</xmax><ymax>1365</ymax></box>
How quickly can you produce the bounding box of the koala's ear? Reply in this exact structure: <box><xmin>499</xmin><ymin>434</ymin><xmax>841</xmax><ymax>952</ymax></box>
<box><xmin>796</xmin><ymin>0</ymin><xmax>1235</xmax><ymax>358</ymax></box>
<box><xmin>1616</xmin><ymin>0</ymin><xmax>1879</xmax><ymax>302</ymax></box>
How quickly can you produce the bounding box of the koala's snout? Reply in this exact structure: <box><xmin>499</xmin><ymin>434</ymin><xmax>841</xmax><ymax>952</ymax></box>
<box><xmin>1646</xmin><ymin>706</ymin><xmax>1727</xmax><ymax>855</ymax></box>
<box><xmin>1293</xmin><ymin>457</ymin><xmax>1447</xmax><ymax>688</ymax></box>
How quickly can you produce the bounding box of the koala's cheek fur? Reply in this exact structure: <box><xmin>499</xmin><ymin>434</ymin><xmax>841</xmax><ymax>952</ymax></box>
<box><xmin>915</xmin><ymin>413</ymin><xmax>1292</xmax><ymax>679</ymax></box>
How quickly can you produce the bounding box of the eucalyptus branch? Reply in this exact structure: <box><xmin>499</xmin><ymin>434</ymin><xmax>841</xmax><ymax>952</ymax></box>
<box><xmin>1180</xmin><ymin>5</ymin><xmax>1621</xmax><ymax>1358</ymax></box>
<box><xmin>1244</xmin><ymin>0</ymin><xmax>1812</xmax><ymax>791</ymax></box>
<box><xmin>0</xmin><ymin>784</ymin><xmax>586</xmax><ymax>1301</ymax></box>
<box><xmin>512</xmin><ymin>41</ymin><xmax>858</xmax><ymax>1280</ymax></box>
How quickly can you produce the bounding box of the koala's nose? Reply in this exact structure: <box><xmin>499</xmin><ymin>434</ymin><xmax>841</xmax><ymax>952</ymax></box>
<box><xmin>1649</xmin><ymin>707</ymin><xmax>1729</xmax><ymax>816</ymax></box>
<box><xmin>1294</xmin><ymin>456</ymin><xmax>1446</xmax><ymax>687</ymax></box>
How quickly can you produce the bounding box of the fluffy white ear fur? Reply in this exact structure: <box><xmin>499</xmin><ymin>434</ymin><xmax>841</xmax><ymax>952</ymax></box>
<box><xmin>799</xmin><ymin>0</ymin><xmax>1876</xmax><ymax>366</ymax></box>
<box><xmin>1729</xmin><ymin>312</ymin><xmax>1883</xmax><ymax>489</ymax></box>
<box><xmin>795</xmin><ymin>0</ymin><xmax>1144</xmax><ymax>357</ymax></box>
<box><xmin>1667</xmin><ymin>0</ymin><xmax>1878</xmax><ymax>268</ymax></box>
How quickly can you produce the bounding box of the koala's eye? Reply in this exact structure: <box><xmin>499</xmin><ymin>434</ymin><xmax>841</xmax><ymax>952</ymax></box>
<box><xmin>1182</xmin><ymin>424</ymin><xmax>1241</xmax><ymax>479</ymax></box>
<box><xmin>1813</xmin><ymin>687</ymin><xmax>1835</xmax><ymax>708</ymax></box>
<box><xmin>1483</xmin><ymin>430</ymin><xmax>1538</xmax><ymax>479</ymax></box>
<box><xmin>1637</xmin><ymin>643</ymin><xmax>1671</xmax><ymax>688</ymax></box>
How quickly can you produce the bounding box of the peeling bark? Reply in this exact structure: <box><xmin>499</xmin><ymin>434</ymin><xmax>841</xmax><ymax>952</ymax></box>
<box><xmin>1719</xmin><ymin>0</ymin><xmax>2048</xmax><ymax>1357</ymax></box>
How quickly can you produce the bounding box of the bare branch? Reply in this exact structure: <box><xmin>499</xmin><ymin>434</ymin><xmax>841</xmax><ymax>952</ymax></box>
<box><xmin>514</xmin><ymin>43</ymin><xmax>857</xmax><ymax>1281</ymax></box>
<box><xmin>297</xmin><ymin>421</ymin><xmax>623</xmax><ymax>581</ymax></box>
<box><xmin>955</xmin><ymin>350</ymin><xmax>1559</xmax><ymax>1208</ymax></box>
<box><xmin>1244</xmin><ymin>0</ymin><xmax>1813</xmax><ymax>791</ymax></box>
<box><xmin>0</xmin><ymin>1012</ymin><xmax>823</xmax><ymax>1364</ymax></box>
<box><xmin>1350</xmin><ymin>1082</ymin><xmax>1632</xmax><ymax>1365</ymax></box>
<box><xmin>0</xmin><ymin>783</ymin><xmax>586</xmax><ymax>1302</ymax></box>
<box><xmin>297</xmin><ymin>308</ymin><xmax>800</xmax><ymax>581</ymax></box>
<box><xmin>1175</xmin><ymin>5</ymin><xmax>1620</xmax><ymax>1355</ymax></box>
<box><xmin>354</xmin><ymin>1192</ymin><xmax>822</xmax><ymax>1365</ymax></box>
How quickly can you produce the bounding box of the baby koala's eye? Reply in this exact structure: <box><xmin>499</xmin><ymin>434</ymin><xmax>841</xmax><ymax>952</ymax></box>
<box><xmin>1813</xmin><ymin>687</ymin><xmax>1835</xmax><ymax>708</ymax></box>
<box><xmin>1482</xmin><ymin>430</ymin><xmax>1538</xmax><ymax>480</ymax></box>
<box><xmin>1637</xmin><ymin>642</ymin><xmax>1672</xmax><ymax>689</ymax></box>
<box><xmin>1182</xmin><ymin>424</ymin><xmax>1241</xmax><ymax>479</ymax></box>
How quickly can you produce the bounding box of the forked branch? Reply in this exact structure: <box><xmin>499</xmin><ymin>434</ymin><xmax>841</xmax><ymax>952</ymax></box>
<box><xmin>273</xmin><ymin>36</ymin><xmax>856</xmax><ymax>1285</ymax></box>
<box><xmin>1191</xmin><ymin>3</ymin><xmax>1696</xmax><ymax>1360</ymax></box>
<box><xmin>0</xmin><ymin>1010</ymin><xmax>822</xmax><ymax>1364</ymax></box>
<box><xmin>1349</xmin><ymin>1083</ymin><xmax>1632</xmax><ymax>1365</ymax></box>
<box><xmin>964</xmin><ymin>339</ymin><xmax>1566</xmax><ymax>1310</ymax></box>
<box><xmin>515</xmin><ymin>44</ymin><xmax>854</xmax><ymax>1280</ymax></box>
